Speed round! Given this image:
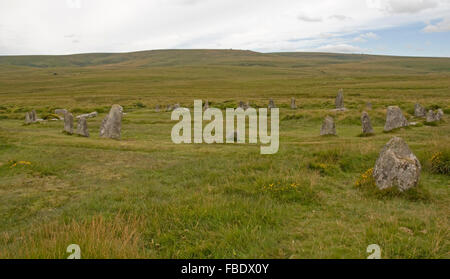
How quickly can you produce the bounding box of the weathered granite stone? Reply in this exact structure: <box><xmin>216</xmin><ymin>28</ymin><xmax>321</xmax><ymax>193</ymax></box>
<box><xmin>414</xmin><ymin>103</ymin><xmax>426</xmax><ymax>117</ymax></box>
<box><xmin>373</xmin><ymin>137</ymin><xmax>421</xmax><ymax>191</ymax></box>
<box><xmin>320</xmin><ymin>116</ymin><xmax>336</xmax><ymax>136</ymax></box>
<box><xmin>291</xmin><ymin>98</ymin><xmax>297</xmax><ymax>109</ymax></box>
<box><xmin>384</xmin><ymin>106</ymin><xmax>408</xmax><ymax>132</ymax></box>
<box><xmin>335</xmin><ymin>89</ymin><xmax>344</xmax><ymax>109</ymax></box>
<box><xmin>100</xmin><ymin>104</ymin><xmax>123</xmax><ymax>139</ymax></box>
<box><xmin>268</xmin><ymin>99</ymin><xmax>276</xmax><ymax>109</ymax></box>
<box><xmin>436</xmin><ymin>109</ymin><xmax>444</xmax><ymax>121</ymax></box>
<box><xmin>64</xmin><ymin>112</ymin><xmax>74</xmax><ymax>134</ymax></box>
<box><xmin>361</xmin><ymin>111</ymin><xmax>374</xmax><ymax>134</ymax></box>
<box><xmin>76</xmin><ymin>111</ymin><xmax>98</xmax><ymax>119</ymax></box>
<box><xmin>426</xmin><ymin>110</ymin><xmax>437</xmax><ymax>122</ymax></box>
<box><xmin>25</xmin><ymin>112</ymin><xmax>32</xmax><ymax>124</ymax></box>
<box><xmin>76</xmin><ymin>117</ymin><xmax>89</xmax><ymax>137</ymax></box>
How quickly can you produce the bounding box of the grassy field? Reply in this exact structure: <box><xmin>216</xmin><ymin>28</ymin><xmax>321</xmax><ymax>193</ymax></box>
<box><xmin>0</xmin><ymin>50</ymin><xmax>449</xmax><ymax>258</ymax></box>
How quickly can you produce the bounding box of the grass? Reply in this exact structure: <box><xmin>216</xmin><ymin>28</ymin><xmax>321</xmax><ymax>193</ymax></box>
<box><xmin>0</xmin><ymin>50</ymin><xmax>449</xmax><ymax>259</ymax></box>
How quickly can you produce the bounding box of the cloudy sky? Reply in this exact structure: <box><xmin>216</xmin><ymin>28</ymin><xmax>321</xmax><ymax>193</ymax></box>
<box><xmin>1</xmin><ymin>0</ymin><xmax>450</xmax><ymax>56</ymax></box>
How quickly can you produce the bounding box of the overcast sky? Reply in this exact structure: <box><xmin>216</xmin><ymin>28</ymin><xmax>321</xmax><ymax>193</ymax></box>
<box><xmin>1</xmin><ymin>0</ymin><xmax>450</xmax><ymax>56</ymax></box>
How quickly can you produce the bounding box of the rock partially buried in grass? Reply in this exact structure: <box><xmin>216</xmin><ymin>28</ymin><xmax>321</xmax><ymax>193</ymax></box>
<box><xmin>100</xmin><ymin>104</ymin><xmax>123</xmax><ymax>140</ymax></box>
<box><xmin>384</xmin><ymin>106</ymin><xmax>408</xmax><ymax>132</ymax></box>
<box><xmin>76</xmin><ymin>111</ymin><xmax>98</xmax><ymax>119</ymax></box>
<box><xmin>373</xmin><ymin>137</ymin><xmax>421</xmax><ymax>191</ymax></box>
<box><xmin>76</xmin><ymin>117</ymin><xmax>89</xmax><ymax>137</ymax></box>
<box><xmin>414</xmin><ymin>103</ymin><xmax>426</xmax><ymax>118</ymax></box>
<box><xmin>63</xmin><ymin>112</ymin><xmax>74</xmax><ymax>134</ymax></box>
<box><xmin>320</xmin><ymin>116</ymin><xmax>336</xmax><ymax>136</ymax></box>
<box><xmin>436</xmin><ymin>109</ymin><xmax>444</xmax><ymax>121</ymax></box>
<box><xmin>426</xmin><ymin>109</ymin><xmax>441</xmax><ymax>123</ymax></box>
<box><xmin>361</xmin><ymin>111</ymin><xmax>374</xmax><ymax>135</ymax></box>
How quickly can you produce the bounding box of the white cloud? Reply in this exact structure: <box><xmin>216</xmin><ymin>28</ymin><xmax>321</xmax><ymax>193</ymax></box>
<box><xmin>366</xmin><ymin>0</ymin><xmax>438</xmax><ymax>14</ymax></box>
<box><xmin>315</xmin><ymin>43</ymin><xmax>366</xmax><ymax>53</ymax></box>
<box><xmin>423</xmin><ymin>17</ymin><xmax>450</xmax><ymax>32</ymax></box>
<box><xmin>353</xmin><ymin>32</ymin><xmax>379</xmax><ymax>42</ymax></box>
<box><xmin>297</xmin><ymin>14</ymin><xmax>322</xmax><ymax>22</ymax></box>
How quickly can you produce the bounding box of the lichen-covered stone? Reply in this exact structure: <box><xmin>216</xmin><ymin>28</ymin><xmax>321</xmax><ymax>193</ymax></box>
<box><xmin>361</xmin><ymin>111</ymin><xmax>374</xmax><ymax>134</ymax></box>
<box><xmin>320</xmin><ymin>116</ymin><xmax>336</xmax><ymax>136</ymax></box>
<box><xmin>384</xmin><ymin>106</ymin><xmax>408</xmax><ymax>132</ymax></box>
<box><xmin>100</xmin><ymin>104</ymin><xmax>123</xmax><ymax>139</ymax></box>
<box><xmin>373</xmin><ymin>137</ymin><xmax>421</xmax><ymax>191</ymax></box>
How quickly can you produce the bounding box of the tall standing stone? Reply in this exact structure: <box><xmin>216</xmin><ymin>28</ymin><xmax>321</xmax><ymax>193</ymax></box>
<box><xmin>100</xmin><ymin>104</ymin><xmax>123</xmax><ymax>140</ymax></box>
<box><xmin>76</xmin><ymin>117</ymin><xmax>89</xmax><ymax>137</ymax></box>
<box><xmin>414</xmin><ymin>103</ymin><xmax>426</xmax><ymax>117</ymax></box>
<box><xmin>31</xmin><ymin>110</ymin><xmax>37</xmax><ymax>122</ymax></box>
<box><xmin>64</xmin><ymin>112</ymin><xmax>74</xmax><ymax>134</ymax></box>
<box><xmin>320</xmin><ymin>116</ymin><xmax>337</xmax><ymax>136</ymax></box>
<box><xmin>268</xmin><ymin>99</ymin><xmax>275</xmax><ymax>109</ymax></box>
<box><xmin>384</xmin><ymin>106</ymin><xmax>408</xmax><ymax>132</ymax></box>
<box><xmin>373</xmin><ymin>137</ymin><xmax>421</xmax><ymax>191</ymax></box>
<box><xmin>361</xmin><ymin>111</ymin><xmax>374</xmax><ymax>135</ymax></box>
<box><xmin>335</xmin><ymin>89</ymin><xmax>344</xmax><ymax>109</ymax></box>
<box><xmin>291</xmin><ymin>98</ymin><xmax>297</xmax><ymax>109</ymax></box>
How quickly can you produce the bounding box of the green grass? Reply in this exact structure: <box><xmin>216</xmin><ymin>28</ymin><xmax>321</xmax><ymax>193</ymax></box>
<box><xmin>0</xmin><ymin>50</ymin><xmax>449</xmax><ymax>259</ymax></box>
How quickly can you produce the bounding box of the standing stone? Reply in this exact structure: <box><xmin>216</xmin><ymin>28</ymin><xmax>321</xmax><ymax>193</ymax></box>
<box><xmin>268</xmin><ymin>99</ymin><xmax>275</xmax><ymax>109</ymax></box>
<box><xmin>320</xmin><ymin>116</ymin><xmax>337</xmax><ymax>136</ymax></box>
<box><xmin>238</xmin><ymin>101</ymin><xmax>245</xmax><ymax>109</ymax></box>
<box><xmin>436</xmin><ymin>109</ymin><xmax>444</xmax><ymax>121</ymax></box>
<box><xmin>361</xmin><ymin>111</ymin><xmax>374</xmax><ymax>135</ymax></box>
<box><xmin>25</xmin><ymin>112</ymin><xmax>32</xmax><ymax>124</ymax></box>
<box><xmin>31</xmin><ymin>110</ymin><xmax>37</xmax><ymax>122</ymax></box>
<box><xmin>335</xmin><ymin>89</ymin><xmax>344</xmax><ymax>109</ymax></box>
<box><xmin>414</xmin><ymin>103</ymin><xmax>426</xmax><ymax>117</ymax></box>
<box><xmin>373</xmin><ymin>137</ymin><xmax>421</xmax><ymax>191</ymax></box>
<box><xmin>203</xmin><ymin>100</ymin><xmax>209</xmax><ymax>110</ymax></box>
<box><xmin>384</xmin><ymin>106</ymin><xmax>408</xmax><ymax>132</ymax></box>
<box><xmin>76</xmin><ymin>117</ymin><xmax>89</xmax><ymax>137</ymax></box>
<box><xmin>155</xmin><ymin>105</ymin><xmax>160</xmax><ymax>112</ymax></box>
<box><xmin>244</xmin><ymin>101</ymin><xmax>250</xmax><ymax>110</ymax></box>
<box><xmin>426</xmin><ymin>110</ymin><xmax>437</xmax><ymax>122</ymax></box>
<box><xmin>63</xmin><ymin>112</ymin><xmax>74</xmax><ymax>134</ymax></box>
<box><xmin>100</xmin><ymin>104</ymin><xmax>123</xmax><ymax>139</ymax></box>
<box><xmin>166</xmin><ymin>104</ymin><xmax>172</xmax><ymax>112</ymax></box>
<box><xmin>366</xmin><ymin>102</ymin><xmax>372</xmax><ymax>110</ymax></box>
<box><xmin>291</xmin><ymin>98</ymin><xmax>297</xmax><ymax>109</ymax></box>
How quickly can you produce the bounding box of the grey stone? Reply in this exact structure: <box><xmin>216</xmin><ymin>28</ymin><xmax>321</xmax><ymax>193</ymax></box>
<box><xmin>238</xmin><ymin>101</ymin><xmax>245</xmax><ymax>109</ymax></box>
<box><xmin>291</xmin><ymin>98</ymin><xmax>297</xmax><ymax>109</ymax></box>
<box><xmin>373</xmin><ymin>137</ymin><xmax>421</xmax><ymax>191</ymax></box>
<box><xmin>64</xmin><ymin>112</ymin><xmax>74</xmax><ymax>134</ymax></box>
<box><xmin>155</xmin><ymin>105</ymin><xmax>160</xmax><ymax>112</ymax></box>
<box><xmin>361</xmin><ymin>111</ymin><xmax>374</xmax><ymax>134</ymax></box>
<box><xmin>25</xmin><ymin>110</ymin><xmax>38</xmax><ymax>124</ymax></box>
<box><xmin>335</xmin><ymin>89</ymin><xmax>344</xmax><ymax>109</ymax></box>
<box><xmin>55</xmin><ymin>109</ymin><xmax>68</xmax><ymax>116</ymax></box>
<box><xmin>436</xmin><ymin>109</ymin><xmax>444</xmax><ymax>121</ymax></box>
<box><xmin>426</xmin><ymin>110</ymin><xmax>437</xmax><ymax>122</ymax></box>
<box><xmin>76</xmin><ymin>117</ymin><xmax>89</xmax><ymax>137</ymax></box>
<box><xmin>100</xmin><ymin>104</ymin><xmax>123</xmax><ymax>139</ymax></box>
<box><xmin>366</xmin><ymin>102</ymin><xmax>372</xmax><ymax>110</ymax></box>
<box><xmin>268</xmin><ymin>99</ymin><xmax>276</xmax><ymax>109</ymax></box>
<box><xmin>414</xmin><ymin>103</ymin><xmax>426</xmax><ymax>117</ymax></box>
<box><xmin>384</xmin><ymin>106</ymin><xmax>408</xmax><ymax>132</ymax></box>
<box><xmin>320</xmin><ymin>116</ymin><xmax>336</xmax><ymax>136</ymax></box>
<box><xmin>76</xmin><ymin>111</ymin><xmax>98</xmax><ymax>119</ymax></box>
<box><xmin>203</xmin><ymin>100</ymin><xmax>209</xmax><ymax>110</ymax></box>
<box><xmin>166</xmin><ymin>104</ymin><xmax>172</xmax><ymax>111</ymax></box>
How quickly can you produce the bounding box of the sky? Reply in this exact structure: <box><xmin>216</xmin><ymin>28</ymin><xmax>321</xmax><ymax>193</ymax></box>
<box><xmin>0</xmin><ymin>0</ymin><xmax>450</xmax><ymax>56</ymax></box>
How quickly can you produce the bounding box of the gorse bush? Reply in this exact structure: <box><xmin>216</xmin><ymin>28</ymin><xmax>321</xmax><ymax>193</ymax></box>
<box><xmin>430</xmin><ymin>151</ymin><xmax>450</xmax><ymax>175</ymax></box>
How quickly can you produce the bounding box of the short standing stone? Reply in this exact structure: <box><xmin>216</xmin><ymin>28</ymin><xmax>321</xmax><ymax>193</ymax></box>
<box><xmin>25</xmin><ymin>112</ymin><xmax>32</xmax><ymax>124</ymax></box>
<box><xmin>203</xmin><ymin>100</ymin><xmax>209</xmax><ymax>110</ymax></box>
<box><xmin>426</xmin><ymin>110</ymin><xmax>437</xmax><ymax>122</ymax></box>
<box><xmin>268</xmin><ymin>99</ymin><xmax>275</xmax><ymax>109</ymax></box>
<box><xmin>291</xmin><ymin>98</ymin><xmax>297</xmax><ymax>109</ymax></box>
<box><xmin>238</xmin><ymin>101</ymin><xmax>245</xmax><ymax>109</ymax></box>
<box><xmin>384</xmin><ymin>106</ymin><xmax>408</xmax><ymax>132</ymax></box>
<box><xmin>373</xmin><ymin>137</ymin><xmax>421</xmax><ymax>191</ymax></box>
<box><xmin>155</xmin><ymin>105</ymin><xmax>160</xmax><ymax>112</ymax></box>
<box><xmin>361</xmin><ymin>111</ymin><xmax>374</xmax><ymax>135</ymax></box>
<box><xmin>100</xmin><ymin>104</ymin><xmax>123</xmax><ymax>139</ymax></box>
<box><xmin>414</xmin><ymin>103</ymin><xmax>426</xmax><ymax>117</ymax></box>
<box><xmin>335</xmin><ymin>89</ymin><xmax>344</xmax><ymax>109</ymax></box>
<box><xmin>436</xmin><ymin>109</ymin><xmax>444</xmax><ymax>121</ymax></box>
<box><xmin>320</xmin><ymin>116</ymin><xmax>336</xmax><ymax>136</ymax></box>
<box><xmin>64</xmin><ymin>112</ymin><xmax>74</xmax><ymax>134</ymax></box>
<box><xmin>76</xmin><ymin>117</ymin><xmax>89</xmax><ymax>137</ymax></box>
<box><xmin>366</xmin><ymin>102</ymin><xmax>372</xmax><ymax>110</ymax></box>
